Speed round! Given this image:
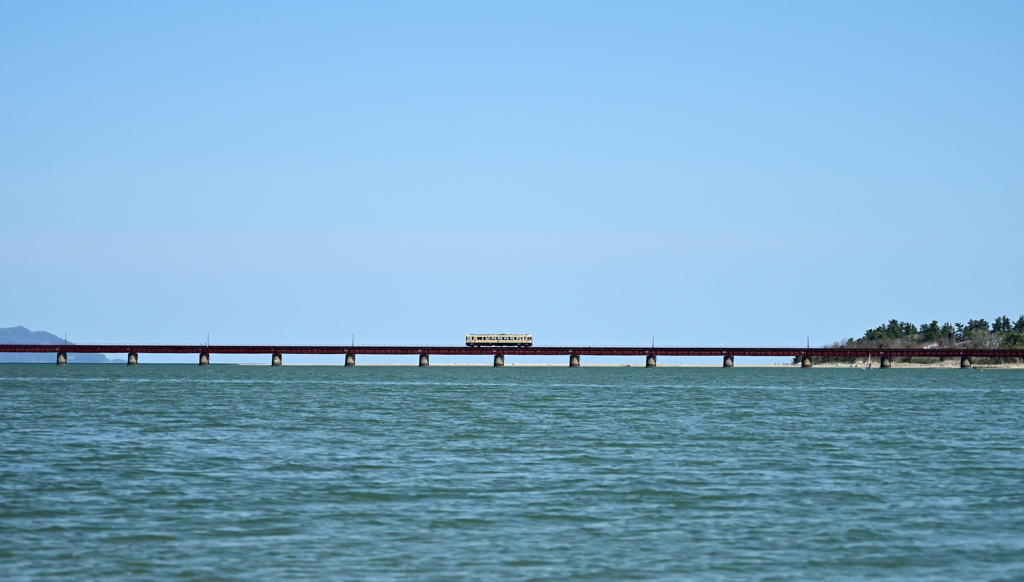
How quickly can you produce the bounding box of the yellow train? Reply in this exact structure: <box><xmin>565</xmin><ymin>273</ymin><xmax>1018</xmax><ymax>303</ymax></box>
<box><xmin>466</xmin><ymin>334</ymin><xmax>533</xmax><ymax>347</ymax></box>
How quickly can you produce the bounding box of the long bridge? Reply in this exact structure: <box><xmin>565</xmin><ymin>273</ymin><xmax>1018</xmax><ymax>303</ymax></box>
<box><xmin>3</xmin><ymin>344</ymin><xmax>1022</xmax><ymax>368</ymax></box>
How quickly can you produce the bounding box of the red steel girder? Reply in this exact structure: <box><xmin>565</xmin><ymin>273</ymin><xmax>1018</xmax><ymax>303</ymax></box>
<box><xmin>2</xmin><ymin>344</ymin><xmax>1023</xmax><ymax>359</ymax></box>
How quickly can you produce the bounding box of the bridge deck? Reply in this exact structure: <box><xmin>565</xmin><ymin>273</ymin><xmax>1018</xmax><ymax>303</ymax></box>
<box><xmin>2</xmin><ymin>344</ymin><xmax>1022</xmax><ymax>359</ymax></box>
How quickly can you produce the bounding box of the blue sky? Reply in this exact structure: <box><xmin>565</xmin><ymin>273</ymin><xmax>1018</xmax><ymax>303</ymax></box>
<box><xmin>2</xmin><ymin>1</ymin><xmax>1022</xmax><ymax>364</ymax></box>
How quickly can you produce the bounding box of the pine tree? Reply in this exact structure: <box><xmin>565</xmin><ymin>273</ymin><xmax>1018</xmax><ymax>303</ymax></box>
<box><xmin>993</xmin><ymin>316</ymin><xmax>1012</xmax><ymax>333</ymax></box>
<box><xmin>965</xmin><ymin>319</ymin><xmax>990</xmax><ymax>333</ymax></box>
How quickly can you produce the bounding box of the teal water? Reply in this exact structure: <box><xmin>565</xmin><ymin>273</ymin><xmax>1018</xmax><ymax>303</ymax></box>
<box><xmin>1</xmin><ymin>365</ymin><xmax>1022</xmax><ymax>580</ymax></box>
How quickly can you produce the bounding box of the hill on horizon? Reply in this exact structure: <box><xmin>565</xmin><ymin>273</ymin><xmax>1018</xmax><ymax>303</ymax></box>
<box><xmin>0</xmin><ymin>326</ymin><xmax>115</xmax><ymax>363</ymax></box>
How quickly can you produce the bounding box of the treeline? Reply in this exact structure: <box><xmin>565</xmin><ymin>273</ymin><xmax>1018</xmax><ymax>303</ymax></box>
<box><xmin>806</xmin><ymin>315</ymin><xmax>1024</xmax><ymax>365</ymax></box>
<box><xmin>862</xmin><ymin>316</ymin><xmax>1024</xmax><ymax>344</ymax></box>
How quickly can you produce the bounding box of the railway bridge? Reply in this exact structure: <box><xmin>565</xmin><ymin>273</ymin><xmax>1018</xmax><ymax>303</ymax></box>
<box><xmin>3</xmin><ymin>344</ymin><xmax>1022</xmax><ymax>369</ymax></box>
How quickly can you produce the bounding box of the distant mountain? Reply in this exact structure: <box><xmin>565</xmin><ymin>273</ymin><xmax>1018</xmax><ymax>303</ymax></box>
<box><xmin>0</xmin><ymin>326</ymin><xmax>113</xmax><ymax>363</ymax></box>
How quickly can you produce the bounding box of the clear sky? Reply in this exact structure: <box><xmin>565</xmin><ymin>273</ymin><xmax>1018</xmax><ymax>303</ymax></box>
<box><xmin>2</xmin><ymin>1</ymin><xmax>1022</xmax><ymax>363</ymax></box>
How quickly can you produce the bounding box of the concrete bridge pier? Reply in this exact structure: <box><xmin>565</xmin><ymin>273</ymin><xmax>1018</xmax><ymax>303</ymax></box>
<box><xmin>56</xmin><ymin>352</ymin><xmax>67</xmax><ymax>366</ymax></box>
<box><xmin>199</xmin><ymin>352</ymin><xmax>210</xmax><ymax>366</ymax></box>
<box><xmin>961</xmin><ymin>356</ymin><xmax>972</xmax><ymax>368</ymax></box>
<box><xmin>880</xmin><ymin>356</ymin><xmax>892</xmax><ymax>369</ymax></box>
<box><xmin>272</xmin><ymin>353</ymin><xmax>283</xmax><ymax>366</ymax></box>
<box><xmin>646</xmin><ymin>354</ymin><xmax>657</xmax><ymax>368</ymax></box>
<box><xmin>419</xmin><ymin>354</ymin><xmax>429</xmax><ymax>367</ymax></box>
<box><xmin>801</xmin><ymin>356</ymin><xmax>812</xmax><ymax>368</ymax></box>
<box><xmin>723</xmin><ymin>355</ymin><xmax>734</xmax><ymax>368</ymax></box>
<box><xmin>127</xmin><ymin>352</ymin><xmax>138</xmax><ymax>366</ymax></box>
<box><xmin>494</xmin><ymin>354</ymin><xmax>504</xmax><ymax>367</ymax></box>
<box><xmin>345</xmin><ymin>353</ymin><xmax>356</xmax><ymax>367</ymax></box>
<box><xmin>569</xmin><ymin>354</ymin><xmax>580</xmax><ymax>367</ymax></box>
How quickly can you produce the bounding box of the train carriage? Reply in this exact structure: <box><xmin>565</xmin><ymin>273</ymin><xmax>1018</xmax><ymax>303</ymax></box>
<box><xmin>466</xmin><ymin>334</ymin><xmax>533</xmax><ymax>347</ymax></box>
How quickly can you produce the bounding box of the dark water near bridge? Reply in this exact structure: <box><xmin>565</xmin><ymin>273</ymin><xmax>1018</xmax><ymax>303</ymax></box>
<box><xmin>2</xmin><ymin>365</ymin><xmax>1023</xmax><ymax>580</ymax></box>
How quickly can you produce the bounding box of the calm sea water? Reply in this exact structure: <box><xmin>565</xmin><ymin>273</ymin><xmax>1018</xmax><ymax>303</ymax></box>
<box><xmin>2</xmin><ymin>365</ymin><xmax>1022</xmax><ymax>580</ymax></box>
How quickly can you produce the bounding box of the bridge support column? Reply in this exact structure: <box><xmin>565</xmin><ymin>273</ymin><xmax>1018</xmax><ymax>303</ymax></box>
<box><xmin>493</xmin><ymin>354</ymin><xmax>504</xmax><ymax>367</ymax></box>
<box><xmin>723</xmin><ymin>355</ymin><xmax>734</xmax><ymax>368</ymax></box>
<box><xmin>961</xmin><ymin>356</ymin><xmax>972</xmax><ymax>369</ymax></box>
<box><xmin>345</xmin><ymin>353</ymin><xmax>356</xmax><ymax>367</ymax></box>
<box><xmin>646</xmin><ymin>354</ymin><xmax>657</xmax><ymax>368</ymax></box>
<box><xmin>801</xmin><ymin>356</ymin><xmax>812</xmax><ymax>368</ymax></box>
<box><xmin>199</xmin><ymin>352</ymin><xmax>210</xmax><ymax>366</ymax></box>
<box><xmin>419</xmin><ymin>354</ymin><xmax>429</xmax><ymax>367</ymax></box>
<box><xmin>569</xmin><ymin>354</ymin><xmax>580</xmax><ymax>367</ymax></box>
<box><xmin>272</xmin><ymin>353</ymin><xmax>282</xmax><ymax>366</ymax></box>
<box><xmin>880</xmin><ymin>356</ymin><xmax>892</xmax><ymax>369</ymax></box>
<box><xmin>56</xmin><ymin>352</ymin><xmax>67</xmax><ymax>366</ymax></box>
<box><xmin>127</xmin><ymin>352</ymin><xmax>138</xmax><ymax>366</ymax></box>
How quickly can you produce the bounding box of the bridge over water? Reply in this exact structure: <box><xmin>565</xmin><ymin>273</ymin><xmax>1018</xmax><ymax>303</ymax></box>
<box><xmin>3</xmin><ymin>344</ymin><xmax>1022</xmax><ymax>368</ymax></box>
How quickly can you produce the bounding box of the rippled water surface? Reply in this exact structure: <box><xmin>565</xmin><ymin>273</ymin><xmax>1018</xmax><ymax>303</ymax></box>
<box><xmin>2</xmin><ymin>365</ymin><xmax>1023</xmax><ymax>580</ymax></box>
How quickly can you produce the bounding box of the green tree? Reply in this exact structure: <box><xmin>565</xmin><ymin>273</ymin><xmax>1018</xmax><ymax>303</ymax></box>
<box><xmin>919</xmin><ymin>321</ymin><xmax>942</xmax><ymax>342</ymax></box>
<box><xmin>864</xmin><ymin>323</ymin><xmax>888</xmax><ymax>340</ymax></box>
<box><xmin>954</xmin><ymin>323</ymin><xmax>965</xmax><ymax>342</ymax></box>
<box><xmin>993</xmin><ymin>316</ymin><xmax>1012</xmax><ymax>333</ymax></box>
<box><xmin>965</xmin><ymin>319</ymin><xmax>990</xmax><ymax>333</ymax></box>
<box><xmin>1000</xmin><ymin>332</ymin><xmax>1024</xmax><ymax>349</ymax></box>
<box><xmin>1015</xmin><ymin>315</ymin><xmax>1024</xmax><ymax>332</ymax></box>
<box><xmin>862</xmin><ymin>319</ymin><xmax>919</xmax><ymax>341</ymax></box>
<box><xmin>886</xmin><ymin>319</ymin><xmax>903</xmax><ymax>338</ymax></box>
<box><xmin>865</xmin><ymin>320</ymin><xmax>902</xmax><ymax>340</ymax></box>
